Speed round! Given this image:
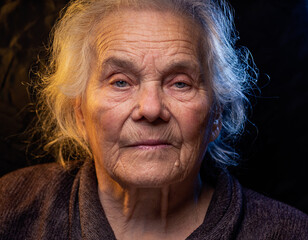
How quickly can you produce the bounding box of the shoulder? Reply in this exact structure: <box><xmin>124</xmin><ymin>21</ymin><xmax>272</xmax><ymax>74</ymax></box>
<box><xmin>0</xmin><ymin>163</ymin><xmax>79</xmax><ymax>238</ymax></box>
<box><xmin>0</xmin><ymin>163</ymin><xmax>77</xmax><ymax>205</ymax></box>
<box><xmin>240</xmin><ymin>186</ymin><xmax>308</xmax><ymax>239</ymax></box>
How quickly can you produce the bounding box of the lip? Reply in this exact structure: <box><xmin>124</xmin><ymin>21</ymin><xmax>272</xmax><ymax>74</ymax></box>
<box><xmin>126</xmin><ymin>140</ymin><xmax>172</xmax><ymax>150</ymax></box>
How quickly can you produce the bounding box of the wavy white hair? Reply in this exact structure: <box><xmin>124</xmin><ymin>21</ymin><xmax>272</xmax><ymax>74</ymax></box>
<box><xmin>36</xmin><ymin>0</ymin><xmax>257</xmax><ymax>166</ymax></box>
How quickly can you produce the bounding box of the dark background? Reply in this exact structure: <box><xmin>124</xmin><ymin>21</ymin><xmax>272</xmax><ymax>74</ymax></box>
<box><xmin>1</xmin><ymin>0</ymin><xmax>307</xmax><ymax>214</ymax></box>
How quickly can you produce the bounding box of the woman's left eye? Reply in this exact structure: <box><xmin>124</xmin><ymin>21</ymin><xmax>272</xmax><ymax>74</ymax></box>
<box><xmin>174</xmin><ymin>82</ymin><xmax>188</xmax><ymax>88</ymax></box>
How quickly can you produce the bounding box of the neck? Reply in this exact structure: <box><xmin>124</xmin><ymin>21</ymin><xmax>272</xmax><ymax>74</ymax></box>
<box><xmin>96</xmin><ymin>169</ymin><xmax>213</xmax><ymax>240</ymax></box>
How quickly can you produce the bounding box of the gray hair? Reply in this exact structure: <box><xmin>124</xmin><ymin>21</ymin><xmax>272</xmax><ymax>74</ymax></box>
<box><xmin>36</xmin><ymin>0</ymin><xmax>257</xmax><ymax>167</ymax></box>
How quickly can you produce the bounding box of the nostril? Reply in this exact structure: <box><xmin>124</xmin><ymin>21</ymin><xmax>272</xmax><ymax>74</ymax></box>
<box><xmin>133</xmin><ymin>103</ymin><xmax>171</xmax><ymax>123</ymax></box>
<box><xmin>138</xmin><ymin>116</ymin><xmax>167</xmax><ymax>125</ymax></box>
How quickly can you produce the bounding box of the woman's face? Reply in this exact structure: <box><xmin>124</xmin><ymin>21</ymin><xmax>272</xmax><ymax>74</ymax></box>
<box><xmin>77</xmin><ymin>10</ymin><xmax>219</xmax><ymax>187</ymax></box>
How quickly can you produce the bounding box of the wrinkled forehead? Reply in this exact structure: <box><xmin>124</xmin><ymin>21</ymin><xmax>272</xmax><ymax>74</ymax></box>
<box><xmin>91</xmin><ymin>9</ymin><xmax>204</xmax><ymax>70</ymax></box>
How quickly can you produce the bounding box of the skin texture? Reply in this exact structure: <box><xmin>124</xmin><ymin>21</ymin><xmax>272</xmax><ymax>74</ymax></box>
<box><xmin>75</xmin><ymin>9</ymin><xmax>220</xmax><ymax>240</ymax></box>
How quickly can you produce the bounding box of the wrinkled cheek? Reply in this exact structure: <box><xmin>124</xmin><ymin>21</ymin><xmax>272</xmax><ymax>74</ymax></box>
<box><xmin>183</xmin><ymin>110</ymin><xmax>209</xmax><ymax>143</ymax></box>
<box><xmin>84</xmin><ymin>108</ymin><xmax>119</xmax><ymax>164</ymax></box>
<box><xmin>179</xmin><ymin>109</ymin><xmax>211</xmax><ymax>166</ymax></box>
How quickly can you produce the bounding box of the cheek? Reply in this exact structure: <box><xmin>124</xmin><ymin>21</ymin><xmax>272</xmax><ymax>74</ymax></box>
<box><xmin>85</xmin><ymin>91</ymin><xmax>131</xmax><ymax>132</ymax></box>
<box><xmin>82</xmin><ymin>99</ymin><xmax>134</xmax><ymax>178</ymax></box>
<box><xmin>82</xmin><ymin>95</ymin><xmax>133</xmax><ymax>158</ymax></box>
<box><xmin>172</xmin><ymin>98</ymin><xmax>211</xmax><ymax>143</ymax></box>
<box><xmin>171</xmin><ymin>95</ymin><xmax>212</xmax><ymax>167</ymax></box>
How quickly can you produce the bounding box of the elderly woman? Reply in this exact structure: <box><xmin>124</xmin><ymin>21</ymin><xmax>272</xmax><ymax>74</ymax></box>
<box><xmin>0</xmin><ymin>0</ymin><xmax>307</xmax><ymax>239</ymax></box>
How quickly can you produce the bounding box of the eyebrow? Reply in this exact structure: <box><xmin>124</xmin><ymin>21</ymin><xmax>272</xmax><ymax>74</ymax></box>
<box><xmin>101</xmin><ymin>56</ymin><xmax>200</xmax><ymax>77</ymax></box>
<box><xmin>162</xmin><ymin>60</ymin><xmax>200</xmax><ymax>76</ymax></box>
<box><xmin>102</xmin><ymin>57</ymin><xmax>141</xmax><ymax>75</ymax></box>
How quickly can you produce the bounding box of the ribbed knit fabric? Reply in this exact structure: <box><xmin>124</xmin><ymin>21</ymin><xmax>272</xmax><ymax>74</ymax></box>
<box><xmin>0</xmin><ymin>160</ymin><xmax>307</xmax><ymax>239</ymax></box>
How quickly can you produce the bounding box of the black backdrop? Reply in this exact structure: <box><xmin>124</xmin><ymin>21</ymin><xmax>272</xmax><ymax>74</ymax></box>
<box><xmin>1</xmin><ymin>0</ymin><xmax>307</xmax><ymax>214</ymax></box>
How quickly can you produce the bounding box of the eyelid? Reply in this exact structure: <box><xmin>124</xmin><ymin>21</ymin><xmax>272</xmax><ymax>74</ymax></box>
<box><xmin>168</xmin><ymin>73</ymin><xmax>193</xmax><ymax>86</ymax></box>
<box><xmin>108</xmin><ymin>73</ymin><xmax>133</xmax><ymax>88</ymax></box>
<box><xmin>109</xmin><ymin>72</ymin><xmax>130</xmax><ymax>82</ymax></box>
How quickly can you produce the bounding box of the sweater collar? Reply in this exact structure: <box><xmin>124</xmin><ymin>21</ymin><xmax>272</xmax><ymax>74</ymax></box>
<box><xmin>188</xmin><ymin>169</ymin><xmax>244</xmax><ymax>239</ymax></box>
<box><xmin>78</xmin><ymin>160</ymin><xmax>116</xmax><ymax>239</ymax></box>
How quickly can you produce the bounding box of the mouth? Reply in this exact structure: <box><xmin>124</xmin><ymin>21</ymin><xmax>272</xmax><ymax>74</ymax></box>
<box><xmin>126</xmin><ymin>140</ymin><xmax>172</xmax><ymax>150</ymax></box>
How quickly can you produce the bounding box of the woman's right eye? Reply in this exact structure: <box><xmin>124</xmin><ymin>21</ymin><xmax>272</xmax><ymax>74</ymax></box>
<box><xmin>113</xmin><ymin>80</ymin><xmax>129</xmax><ymax>88</ymax></box>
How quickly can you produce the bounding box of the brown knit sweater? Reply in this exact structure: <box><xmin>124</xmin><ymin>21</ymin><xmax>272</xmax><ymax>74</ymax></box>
<box><xmin>0</xmin><ymin>160</ymin><xmax>307</xmax><ymax>239</ymax></box>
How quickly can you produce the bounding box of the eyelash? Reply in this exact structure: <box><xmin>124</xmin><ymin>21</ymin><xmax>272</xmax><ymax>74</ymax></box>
<box><xmin>169</xmin><ymin>74</ymin><xmax>192</xmax><ymax>90</ymax></box>
<box><xmin>173</xmin><ymin>81</ymin><xmax>189</xmax><ymax>88</ymax></box>
<box><xmin>113</xmin><ymin>80</ymin><xmax>129</xmax><ymax>88</ymax></box>
<box><xmin>108</xmin><ymin>72</ymin><xmax>132</xmax><ymax>89</ymax></box>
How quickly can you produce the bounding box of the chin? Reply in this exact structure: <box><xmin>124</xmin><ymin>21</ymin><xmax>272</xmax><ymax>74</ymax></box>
<box><xmin>108</xmin><ymin>150</ymin><xmax>188</xmax><ymax>187</ymax></box>
<box><xmin>112</xmin><ymin>165</ymin><xmax>186</xmax><ymax>188</ymax></box>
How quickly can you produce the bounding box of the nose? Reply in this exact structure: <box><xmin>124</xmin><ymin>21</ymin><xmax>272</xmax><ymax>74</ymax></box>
<box><xmin>132</xmin><ymin>83</ymin><xmax>170</xmax><ymax>122</ymax></box>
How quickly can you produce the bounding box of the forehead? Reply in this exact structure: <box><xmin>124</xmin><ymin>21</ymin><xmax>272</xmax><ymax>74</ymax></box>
<box><xmin>93</xmin><ymin>10</ymin><xmax>202</xmax><ymax>69</ymax></box>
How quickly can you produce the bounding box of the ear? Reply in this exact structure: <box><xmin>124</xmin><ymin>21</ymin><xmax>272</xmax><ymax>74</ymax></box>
<box><xmin>74</xmin><ymin>97</ymin><xmax>87</xmax><ymax>141</ymax></box>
